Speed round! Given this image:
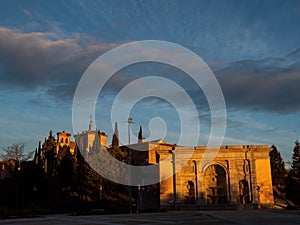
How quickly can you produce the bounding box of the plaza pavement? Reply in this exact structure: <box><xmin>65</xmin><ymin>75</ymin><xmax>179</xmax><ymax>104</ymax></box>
<box><xmin>0</xmin><ymin>210</ymin><xmax>299</xmax><ymax>225</ymax></box>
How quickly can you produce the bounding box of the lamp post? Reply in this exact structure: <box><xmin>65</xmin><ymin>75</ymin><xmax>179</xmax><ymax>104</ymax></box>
<box><xmin>137</xmin><ymin>185</ymin><xmax>141</xmax><ymax>213</ymax></box>
<box><xmin>128</xmin><ymin>117</ymin><xmax>133</xmax><ymax>214</ymax></box>
<box><xmin>32</xmin><ymin>184</ymin><xmax>37</xmax><ymax>217</ymax></box>
<box><xmin>99</xmin><ymin>185</ymin><xmax>103</xmax><ymax>207</ymax></box>
<box><xmin>128</xmin><ymin>118</ymin><xmax>132</xmax><ymax>145</ymax></box>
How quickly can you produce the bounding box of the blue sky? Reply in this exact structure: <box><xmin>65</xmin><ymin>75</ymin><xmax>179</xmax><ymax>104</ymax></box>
<box><xmin>0</xmin><ymin>0</ymin><xmax>300</xmax><ymax>164</ymax></box>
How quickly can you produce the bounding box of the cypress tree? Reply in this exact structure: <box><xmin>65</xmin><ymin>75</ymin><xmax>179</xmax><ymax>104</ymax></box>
<box><xmin>112</xmin><ymin>122</ymin><xmax>119</xmax><ymax>148</ymax></box>
<box><xmin>138</xmin><ymin>126</ymin><xmax>142</xmax><ymax>141</ymax></box>
<box><xmin>269</xmin><ymin>145</ymin><xmax>286</xmax><ymax>188</ymax></box>
<box><xmin>109</xmin><ymin>122</ymin><xmax>127</xmax><ymax>161</ymax></box>
<box><xmin>42</xmin><ymin>130</ymin><xmax>57</xmax><ymax>176</ymax></box>
<box><xmin>286</xmin><ymin>140</ymin><xmax>300</xmax><ymax>204</ymax></box>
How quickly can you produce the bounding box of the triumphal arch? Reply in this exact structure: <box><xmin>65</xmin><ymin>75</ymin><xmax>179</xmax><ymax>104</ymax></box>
<box><xmin>130</xmin><ymin>140</ymin><xmax>274</xmax><ymax>209</ymax></box>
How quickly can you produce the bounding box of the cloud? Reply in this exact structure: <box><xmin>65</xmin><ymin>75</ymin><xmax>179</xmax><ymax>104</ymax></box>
<box><xmin>0</xmin><ymin>27</ymin><xmax>118</xmax><ymax>97</ymax></box>
<box><xmin>96</xmin><ymin>47</ymin><xmax>300</xmax><ymax>117</ymax></box>
<box><xmin>1</xmin><ymin>26</ymin><xmax>300</xmax><ymax>116</ymax></box>
<box><xmin>215</xmin><ymin>50</ymin><xmax>300</xmax><ymax>114</ymax></box>
<box><xmin>264</xmin><ymin>128</ymin><xmax>280</xmax><ymax>133</ymax></box>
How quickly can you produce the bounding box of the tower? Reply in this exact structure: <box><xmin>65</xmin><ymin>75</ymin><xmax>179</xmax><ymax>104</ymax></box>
<box><xmin>89</xmin><ymin>115</ymin><xmax>93</xmax><ymax>131</ymax></box>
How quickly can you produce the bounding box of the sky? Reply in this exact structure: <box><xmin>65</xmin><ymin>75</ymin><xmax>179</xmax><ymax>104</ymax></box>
<box><xmin>0</xmin><ymin>0</ymin><xmax>300</xmax><ymax>164</ymax></box>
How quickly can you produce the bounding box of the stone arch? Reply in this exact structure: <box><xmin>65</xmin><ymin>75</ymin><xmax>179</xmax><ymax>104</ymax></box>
<box><xmin>204</xmin><ymin>164</ymin><xmax>228</xmax><ymax>204</ymax></box>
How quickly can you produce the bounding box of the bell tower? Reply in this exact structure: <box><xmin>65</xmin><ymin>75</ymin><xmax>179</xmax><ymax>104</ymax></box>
<box><xmin>89</xmin><ymin>115</ymin><xmax>93</xmax><ymax>131</ymax></box>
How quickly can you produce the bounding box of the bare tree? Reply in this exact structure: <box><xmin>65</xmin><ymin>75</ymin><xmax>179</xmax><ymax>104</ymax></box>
<box><xmin>1</xmin><ymin>144</ymin><xmax>33</xmax><ymax>169</ymax></box>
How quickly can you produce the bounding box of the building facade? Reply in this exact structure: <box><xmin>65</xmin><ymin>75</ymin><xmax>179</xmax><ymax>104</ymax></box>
<box><xmin>130</xmin><ymin>141</ymin><xmax>274</xmax><ymax>209</ymax></box>
<box><xmin>74</xmin><ymin>119</ymin><xmax>108</xmax><ymax>157</ymax></box>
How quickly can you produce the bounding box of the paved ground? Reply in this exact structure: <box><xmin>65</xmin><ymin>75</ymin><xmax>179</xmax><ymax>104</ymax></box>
<box><xmin>0</xmin><ymin>210</ymin><xmax>299</xmax><ymax>225</ymax></box>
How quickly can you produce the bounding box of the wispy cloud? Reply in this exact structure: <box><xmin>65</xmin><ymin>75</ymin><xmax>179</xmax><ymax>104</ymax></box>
<box><xmin>215</xmin><ymin>50</ymin><xmax>300</xmax><ymax>114</ymax></box>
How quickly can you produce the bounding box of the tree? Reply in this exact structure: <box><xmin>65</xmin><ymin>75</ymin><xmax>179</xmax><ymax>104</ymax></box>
<box><xmin>112</xmin><ymin>122</ymin><xmax>119</xmax><ymax>148</ymax></box>
<box><xmin>56</xmin><ymin>146</ymin><xmax>73</xmax><ymax>188</ymax></box>
<box><xmin>285</xmin><ymin>140</ymin><xmax>300</xmax><ymax>204</ymax></box>
<box><xmin>1</xmin><ymin>144</ymin><xmax>33</xmax><ymax>170</ymax></box>
<box><xmin>138</xmin><ymin>126</ymin><xmax>142</xmax><ymax>141</ymax></box>
<box><xmin>42</xmin><ymin>130</ymin><xmax>57</xmax><ymax>176</ymax></box>
<box><xmin>269</xmin><ymin>145</ymin><xmax>286</xmax><ymax>188</ymax></box>
<box><xmin>33</xmin><ymin>141</ymin><xmax>42</xmax><ymax>166</ymax></box>
<box><xmin>109</xmin><ymin>122</ymin><xmax>127</xmax><ymax>162</ymax></box>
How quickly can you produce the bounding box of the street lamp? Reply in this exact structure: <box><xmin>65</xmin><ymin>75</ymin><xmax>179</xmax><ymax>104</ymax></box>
<box><xmin>99</xmin><ymin>184</ymin><xmax>103</xmax><ymax>204</ymax></box>
<box><xmin>32</xmin><ymin>184</ymin><xmax>38</xmax><ymax>217</ymax></box>
<box><xmin>128</xmin><ymin>117</ymin><xmax>133</xmax><ymax>214</ymax></box>
<box><xmin>128</xmin><ymin>118</ymin><xmax>133</xmax><ymax>145</ymax></box>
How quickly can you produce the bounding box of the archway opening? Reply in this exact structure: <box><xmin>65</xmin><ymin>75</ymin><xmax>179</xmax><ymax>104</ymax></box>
<box><xmin>239</xmin><ymin>179</ymin><xmax>250</xmax><ymax>204</ymax></box>
<box><xmin>204</xmin><ymin>164</ymin><xmax>228</xmax><ymax>204</ymax></box>
<box><xmin>184</xmin><ymin>180</ymin><xmax>195</xmax><ymax>204</ymax></box>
